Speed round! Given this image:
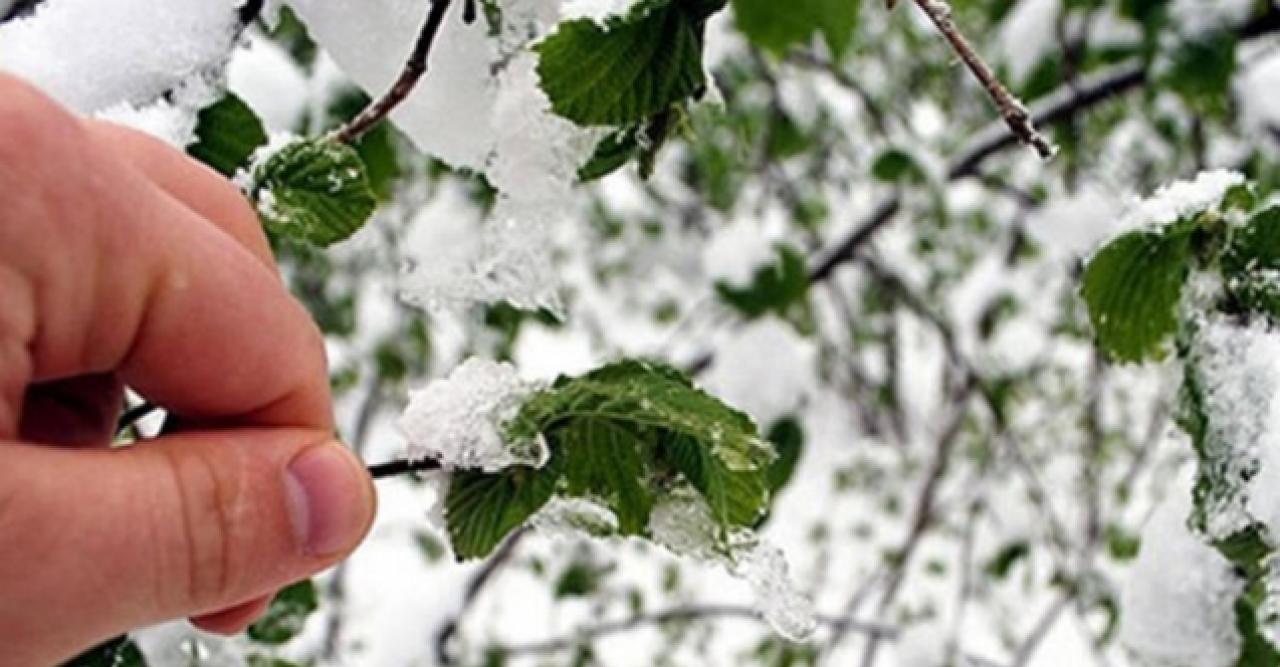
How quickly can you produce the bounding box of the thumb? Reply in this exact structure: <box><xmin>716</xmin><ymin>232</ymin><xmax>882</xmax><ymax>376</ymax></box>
<box><xmin>0</xmin><ymin>428</ymin><xmax>375</xmax><ymax>665</ymax></box>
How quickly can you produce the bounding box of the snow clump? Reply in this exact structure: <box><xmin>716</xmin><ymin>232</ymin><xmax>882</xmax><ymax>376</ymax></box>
<box><xmin>398</xmin><ymin>357</ymin><xmax>548</xmax><ymax>472</ymax></box>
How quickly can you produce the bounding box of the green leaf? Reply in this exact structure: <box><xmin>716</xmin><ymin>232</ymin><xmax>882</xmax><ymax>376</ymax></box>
<box><xmin>247</xmin><ymin>579</ymin><xmax>318</xmax><ymax>645</ymax></box>
<box><xmin>1162</xmin><ymin>31</ymin><xmax>1237</xmax><ymax>118</ymax></box>
<box><xmin>510</xmin><ymin>360</ymin><xmax>775</xmax><ymax>531</ymax></box>
<box><xmin>249</xmin><ymin>138</ymin><xmax>378</xmax><ymax>248</ymax></box>
<box><xmin>764</xmin><ymin>417</ymin><xmax>804</xmax><ymax>494</ymax></box>
<box><xmin>578</xmin><ymin>129</ymin><xmax>640</xmax><ymax>182</ymax></box>
<box><xmin>559</xmin><ymin>418</ymin><xmax>655</xmax><ymax>535</ymax></box>
<box><xmin>871</xmin><ymin>148</ymin><xmax>926</xmax><ymax>184</ymax></box>
<box><xmin>1224</xmin><ymin>206</ymin><xmax>1280</xmax><ymax>319</ymax></box>
<box><xmin>188</xmin><ymin>93</ymin><xmax>269</xmax><ymax>177</ymax></box>
<box><xmin>1081</xmin><ymin>226</ymin><xmax>1193</xmax><ymax>362</ymax></box>
<box><xmin>536</xmin><ymin>5</ymin><xmax>706</xmax><ymax>126</ymax></box>
<box><xmin>716</xmin><ymin>245</ymin><xmax>811</xmax><ymax>318</ymax></box>
<box><xmin>446</xmin><ymin>459</ymin><xmax>563</xmax><ymax>560</ymax></box>
<box><xmin>731</xmin><ymin>0</ymin><xmax>859</xmax><ymax>59</ymax></box>
<box><xmin>63</xmin><ymin>635</ymin><xmax>146</xmax><ymax>667</ymax></box>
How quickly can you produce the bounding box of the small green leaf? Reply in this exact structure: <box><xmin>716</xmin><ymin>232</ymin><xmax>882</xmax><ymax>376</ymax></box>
<box><xmin>578</xmin><ymin>129</ymin><xmax>640</xmax><ymax>182</ymax></box>
<box><xmin>250</xmin><ymin>138</ymin><xmax>378</xmax><ymax>248</ymax></box>
<box><xmin>446</xmin><ymin>459</ymin><xmax>563</xmax><ymax>560</ymax></box>
<box><xmin>731</xmin><ymin>0</ymin><xmax>859</xmax><ymax>59</ymax></box>
<box><xmin>871</xmin><ymin>148</ymin><xmax>926</xmax><ymax>184</ymax></box>
<box><xmin>247</xmin><ymin>579</ymin><xmax>318</xmax><ymax>645</ymax></box>
<box><xmin>764</xmin><ymin>417</ymin><xmax>804</xmax><ymax>494</ymax></box>
<box><xmin>536</xmin><ymin>5</ymin><xmax>706</xmax><ymax>126</ymax></box>
<box><xmin>63</xmin><ymin>635</ymin><xmax>146</xmax><ymax>667</ymax></box>
<box><xmin>716</xmin><ymin>245</ymin><xmax>811</xmax><ymax>319</ymax></box>
<box><xmin>1081</xmin><ymin>226</ymin><xmax>1193</xmax><ymax>362</ymax></box>
<box><xmin>188</xmin><ymin>93</ymin><xmax>269</xmax><ymax>177</ymax></box>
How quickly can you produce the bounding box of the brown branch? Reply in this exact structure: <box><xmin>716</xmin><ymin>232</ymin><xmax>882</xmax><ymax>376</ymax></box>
<box><xmin>332</xmin><ymin>0</ymin><xmax>455</xmax><ymax>145</ymax></box>
<box><xmin>912</xmin><ymin>0</ymin><xmax>1055</xmax><ymax>159</ymax></box>
<box><xmin>491</xmin><ymin>604</ymin><xmax>897</xmax><ymax>657</ymax></box>
<box><xmin>435</xmin><ymin>528</ymin><xmax>530</xmax><ymax>664</ymax></box>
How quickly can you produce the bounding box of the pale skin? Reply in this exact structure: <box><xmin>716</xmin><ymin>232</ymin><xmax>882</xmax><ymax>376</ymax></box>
<box><xmin>0</xmin><ymin>74</ymin><xmax>377</xmax><ymax>666</ymax></box>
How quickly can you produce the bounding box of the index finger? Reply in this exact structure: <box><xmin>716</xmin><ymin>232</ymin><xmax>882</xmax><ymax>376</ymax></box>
<box><xmin>0</xmin><ymin>74</ymin><xmax>332</xmax><ymax>434</ymax></box>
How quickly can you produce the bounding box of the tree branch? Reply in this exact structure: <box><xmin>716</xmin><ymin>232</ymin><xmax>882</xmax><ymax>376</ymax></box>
<box><xmin>492</xmin><ymin>604</ymin><xmax>897</xmax><ymax>657</ymax></box>
<box><xmin>912</xmin><ymin>0</ymin><xmax>1055</xmax><ymax>159</ymax></box>
<box><xmin>332</xmin><ymin>0</ymin><xmax>455</xmax><ymax>145</ymax></box>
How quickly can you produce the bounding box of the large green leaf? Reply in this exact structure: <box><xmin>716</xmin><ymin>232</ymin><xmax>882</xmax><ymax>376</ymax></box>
<box><xmin>247</xmin><ymin>579</ymin><xmax>318</xmax><ymax>645</ymax></box>
<box><xmin>249</xmin><ymin>138</ymin><xmax>378</xmax><ymax>248</ymax></box>
<box><xmin>446</xmin><ymin>459</ymin><xmax>563</xmax><ymax>560</ymax></box>
<box><xmin>536</xmin><ymin>4</ymin><xmax>706</xmax><ymax>126</ymax></box>
<box><xmin>731</xmin><ymin>0</ymin><xmax>859</xmax><ymax>59</ymax></box>
<box><xmin>188</xmin><ymin>93</ymin><xmax>268</xmax><ymax>177</ymax></box>
<box><xmin>510</xmin><ymin>360</ymin><xmax>774</xmax><ymax>529</ymax></box>
<box><xmin>1081</xmin><ymin>226</ymin><xmax>1193</xmax><ymax>363</ymax></box>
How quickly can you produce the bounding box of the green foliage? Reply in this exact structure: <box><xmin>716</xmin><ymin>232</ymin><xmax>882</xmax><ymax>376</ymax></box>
<box><xmin>447</xmin><ymin>457</ymin><xmax>565</xmax><ymax>560</ymax></box>
<box><xmin>247</xmin><ymin>579</ymin><xmax>319</xmax><ymax>645</ymax></box>
<box><xmin>188</xmin><ymin>93</ymin><xmax>268</xmax><ymax>177</ymax></box>
<box><xmin>731</xmin><ymin>0</ymin><xmax>859</xmax><ymax>59</ymax></box>
<box><xmin>1081</xmin><ymin>224</ymin><xmax>1194</xmax><ymax>363</ymax></box>
<box><xmin>716</xmin><ymin>246</ymin><xmax>811</xmax><ymax>319</ymax></box>
<box><xmin>764</xmin><ymin>417</ymin><xmax>804</xmax><ymax>494</ymax></box>
<box><xmin>536</xmin><ymin>3</ymin><xmax>707</xmax><ymax>127</ymax></box>
<box><xmin>1162</xmin><ymin>31</ymin><xmax>1237</xmax><ymax>118</ymax></box>
<box><xmin>443</xmin><ymin>360</ymin><xmax>776</xmax><ymax>560</ymax></box>
<box><xmin>63</xmin><ymin>635</ymin><xmax>146</xmax><ymax>667</ymax></box>
<box><xmin>871</xmin><ymin>148</ymin><xmax>926</xmax><ymax>184</ymax></box>
<box><xmin>1223</xmin><ymin>206</ymin><xmax>1280</xmax><ymax>318</ymax></box>
<box><xmin>248</xmin><ymin>138</ymin><xmax>378</xmax><ymax>248</ymax></box>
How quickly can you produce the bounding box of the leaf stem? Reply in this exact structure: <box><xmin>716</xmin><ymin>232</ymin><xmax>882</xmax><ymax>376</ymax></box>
<box><xmin>331</xmin><ymin>0</ymin><xmax>455</xmax><ymax>145</ymax></box>
<box><xmin>911</xmin><ymin>0</ymin><xmax>1056</xmax><ymax>159</ymax></box>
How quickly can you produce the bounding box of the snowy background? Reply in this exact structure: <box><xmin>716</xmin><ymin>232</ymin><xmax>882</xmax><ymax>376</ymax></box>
<box><xmin>5</xmin><ymin>0</ymin><xmax>1280</xmax><ymax>665</ymax></box>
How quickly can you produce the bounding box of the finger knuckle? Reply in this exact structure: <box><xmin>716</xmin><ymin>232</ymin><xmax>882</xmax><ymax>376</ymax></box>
<box><xmin>156</xmin><ymin>445</ymin><xmax>247</xmax><ymax>610</ymax></box>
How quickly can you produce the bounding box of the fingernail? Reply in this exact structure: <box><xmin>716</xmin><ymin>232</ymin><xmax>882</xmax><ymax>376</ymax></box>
<box><xmin>285</xmin><ymin>443</ymin><xmax>372</xmax><ymax>556</ymax></box>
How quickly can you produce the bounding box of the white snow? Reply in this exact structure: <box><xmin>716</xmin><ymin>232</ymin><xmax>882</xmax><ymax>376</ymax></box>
<box><xmin>1108</xmin><ymin>169</ymin><xmax>1245</xmax><ymax>240</ymax></box>
<box><xmin>400</xmin><ymin>195</ymin><xmax>565</xmax><ymax>314</ymax></box>
<box><xmin>227</xmin><ymin>31</ymin><xmax>310</xmax><ymax>133</ymax></box>
<box><xmin>702</xmin><ymin>221</ymin><xmax>779</xmax><ymax>288</ymax></box>
<box><xmin>559</xmin><ymin>0</ymin><xmax>646</xmax><ymax>23</ymax></box>
<box><xmin>1190</xmin><ymin>316</ymin><xmax>1280</xmax><ymax>540</ymax></box>
<box><xmin>94</xmin><ymin>99</ymin><xmax>200</xmax><ymax>148</ymax></box>
<box><xmin>1168</xmin><ymin>0</ymin><xmax>1253</xmax><ymax>37</ymax></box>
<box><xmin>530</xmin><ymin>496</ymin><xmax>621</xmax><ymax>538</ymax></box>
<box><xmin>397</xmin><ymin>357</ymin><xmax>548</xmax><ymax>472</ymax></box>
<box><xmin>1120</xmin><ymin>471</ymin><xmax>1244</xmax><ymax>667</ymax></box>
<box><xmin>0</xmin><ymin>0</ymin><xmax>239</xmax><ymax>114</ymax></box>
<box><xmin>703</xmin><ymin>317</ymin><xmax>816</xmax><ymax>428</ymax></box>
<box><xmin>647</xmin><ymin>486</ymin><xmax>817</xmax><ymax>641</ymax></box>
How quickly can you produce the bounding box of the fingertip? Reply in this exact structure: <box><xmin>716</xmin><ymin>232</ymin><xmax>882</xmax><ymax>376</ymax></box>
<box><xmin>284</xmin><ymin>441</ymin><xmax>376</xmax><ymax>558</ymax></box>
<box><xmin>189</xmin><ymin>593</ymin><xmax>274</xmax><ymax>635</ymax></box>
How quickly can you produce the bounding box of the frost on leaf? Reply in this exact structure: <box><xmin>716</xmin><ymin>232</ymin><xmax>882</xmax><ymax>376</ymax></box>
<box><xmin>398</xmin><ymin>357</ymin><xmax>548</xmax><ymax>472</ymax></box>
<box><xmin>647</xmin><ymin>487</ymin><xmax>818</xmax><ymax>641</ymax></box>
<box><xmin>246</xmin><ymin>137</ymin><xmax>378</xmax><ymax>248</ymax></box>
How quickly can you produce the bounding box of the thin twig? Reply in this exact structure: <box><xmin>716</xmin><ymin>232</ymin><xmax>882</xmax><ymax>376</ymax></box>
<box><xmin>332</xmin><ymin>0</ymin><xmax>455</xmax><ymax>144</ymax></box>
<box><xmin>368</xmin><ymin>457</ymin><xmax>442</xmax><ymax>479</ymax></box>
<box><xmin>911</xmin><ymin>0</ymin><xmax>1055</xmax><ymax>159</ymax></box>
<box><xmin>493</xmin><ymin>604</ymin><xmax>896</xmax><ymax>657</ymax></box>
<box><xmin>435</xmin><ymin>529</ymin><xmax>529</xmax><ymax>664</ymax></box>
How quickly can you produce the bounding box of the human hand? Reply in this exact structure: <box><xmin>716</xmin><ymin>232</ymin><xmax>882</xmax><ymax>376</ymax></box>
<box><xmin>0</xmin><ymin>74</ymin><xmax>376</xmax><ymax>665</ymax></box>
